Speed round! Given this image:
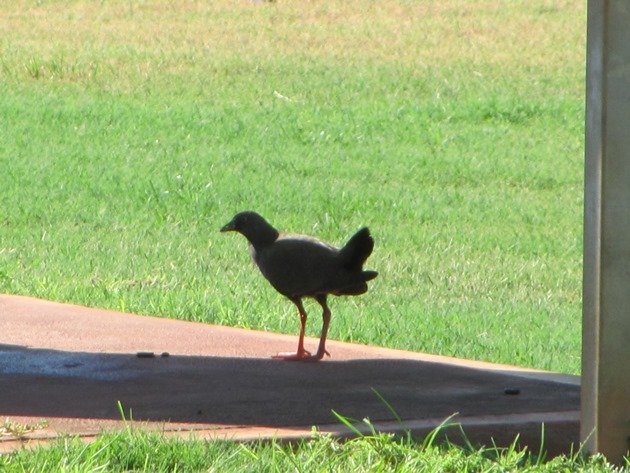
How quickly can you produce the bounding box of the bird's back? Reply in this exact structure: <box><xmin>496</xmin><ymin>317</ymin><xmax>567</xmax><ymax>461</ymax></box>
<box><xmin>252</xmin><ymin>235</ymin><xmax>367</xmax><ymax>298</ymax></box>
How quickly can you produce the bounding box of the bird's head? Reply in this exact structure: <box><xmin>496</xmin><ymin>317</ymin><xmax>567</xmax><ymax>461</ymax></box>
<box><xmin>220</xmin><ymin>211</ymin><xmax>264</xmax><ymax>233</ymax></box>
<box><xmin>221</xmin><ymin>211</ymin><xmax>279</xmax><ymax>247</ymax></box>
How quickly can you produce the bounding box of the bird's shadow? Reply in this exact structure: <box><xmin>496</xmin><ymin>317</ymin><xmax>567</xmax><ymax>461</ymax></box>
<box><xmin>0</xmin><ymin>343</ymin><xmax>579</xmax><ymax>427</ymax></box>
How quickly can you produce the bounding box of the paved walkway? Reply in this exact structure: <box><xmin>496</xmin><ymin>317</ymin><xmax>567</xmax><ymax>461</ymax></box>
<box><xmin>0</xmin><ymin>294</ymin><xmax>580</xmax><ymax>454</ymax></box>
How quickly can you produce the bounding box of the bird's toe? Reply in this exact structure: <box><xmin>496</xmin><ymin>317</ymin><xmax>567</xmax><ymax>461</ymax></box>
<box><xmin>271</xmin><ymin>349</ymin><xmax>330</xmax><ymax>362</ymax></box>
<box><xmin>271</xmin><ymin>350</ymin><xmax>312</xmax><ymax>361</ymax></box>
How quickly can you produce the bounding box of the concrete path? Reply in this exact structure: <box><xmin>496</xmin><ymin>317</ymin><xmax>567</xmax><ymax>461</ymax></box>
<box><xmin>0</xmin><ymin>295</ymin><xmax>580</xmax><ymax>454</ymax></box>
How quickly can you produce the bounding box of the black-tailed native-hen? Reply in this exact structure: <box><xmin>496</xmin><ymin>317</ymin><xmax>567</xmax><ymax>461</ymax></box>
<box><xmin>221</xmin><ymin>211</ymin><xmax>378</xmax><ymax>361</ymax></box>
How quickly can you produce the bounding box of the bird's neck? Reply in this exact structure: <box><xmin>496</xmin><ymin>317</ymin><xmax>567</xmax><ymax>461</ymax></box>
<box><xmin>246</xmin><ymin>225</ymin><xmax>279</xmax><ymax>252</ymax></box>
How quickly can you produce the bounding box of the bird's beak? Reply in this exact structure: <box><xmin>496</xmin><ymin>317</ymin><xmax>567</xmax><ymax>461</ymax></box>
<box><xmin>220</xmin><ymin>220</ymin><xmax>236</xmax><ymax>233</ymax></box>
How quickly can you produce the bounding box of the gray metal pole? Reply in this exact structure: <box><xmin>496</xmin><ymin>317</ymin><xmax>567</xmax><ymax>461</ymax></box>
<box><xmin>582</xmin><ymin>0</ymin><xmax>630</xmax><ymax>464</ymax></box>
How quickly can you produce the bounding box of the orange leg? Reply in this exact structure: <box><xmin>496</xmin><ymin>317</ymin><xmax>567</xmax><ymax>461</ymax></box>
<box><xmin>312</xmin><ymin>294</ymin><xmax>331</xmax><ymax>361</ymax></box>
<box><xmin>272</xmin><ymin>298</ymin><xmax>312</xmax><ymax>361</ymax></box>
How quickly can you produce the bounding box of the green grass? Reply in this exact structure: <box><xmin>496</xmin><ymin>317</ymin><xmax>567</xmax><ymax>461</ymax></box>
<box><xmin>0</xmin><ymin>0</ymin><xmax>585</xmax><ymax>374</ymax></box>
<box><xmin>0</xmin><ymin>0</ymin><xmax>592</xmax><ymax>468</ymax></box>
<box><xmin>1</xmin><ymin>425</ymin><xmax>626</xmax><ymax>473</ymax></box>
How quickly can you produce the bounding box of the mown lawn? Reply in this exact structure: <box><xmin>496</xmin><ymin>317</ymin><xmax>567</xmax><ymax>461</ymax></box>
<box><xmin>0</xmin><ymin>0</ymin><xmax>585</xmax><ymax>373</ymax></box>
<box><xmin>0</xmin><ymin>1</ymin><xmax>599</xmax><ymax>469</ymax></box>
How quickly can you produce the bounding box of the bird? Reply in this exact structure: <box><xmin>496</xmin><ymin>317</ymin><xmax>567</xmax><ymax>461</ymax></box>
<box><xmin>221</xmin><ymin>211</ymin><xmax>377</xmax><ymax>361</ymax></box>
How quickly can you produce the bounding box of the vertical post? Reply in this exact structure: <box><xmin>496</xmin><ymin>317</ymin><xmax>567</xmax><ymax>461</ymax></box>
<box><xmin>582</xmin><ymin>0</ymin><xmax>630</xmax><ymax>464</ymax></box>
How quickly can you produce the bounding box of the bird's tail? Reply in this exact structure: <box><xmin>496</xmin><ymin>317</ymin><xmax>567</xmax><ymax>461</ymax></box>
<box><xmin>340</xmin><ymin>227</ymin><xmax>376</xmax><ymax>276</ymax></box>
<box><xmin>362</xmin><ymin>270</ymin><xmax>378</xmax><ymax>281</ymax></box>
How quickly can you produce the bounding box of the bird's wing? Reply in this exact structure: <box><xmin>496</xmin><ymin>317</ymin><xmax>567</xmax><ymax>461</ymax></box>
<box><xmin>254</xmin><ymin>236</ymin><xmax>344</xmax><ymax>297</ymax></box>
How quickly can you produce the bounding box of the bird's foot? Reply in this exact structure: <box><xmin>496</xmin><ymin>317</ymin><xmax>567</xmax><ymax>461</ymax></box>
<box><xmin>311</xmin><ymin>349</ymin><xmax>331</xmax><ymax>361</ymax></box>
<box><xmin>272</xmin><ymin>350</ymin><xmax>312</xmax><ymax>361</ymax></box>
<box><xmin>300</xmin><ymin>350</ymin><xmax>331</xmax><ymax>362</ymax></box>
<box><xmin>271</xmin><ymin>349</ymin><xmax>330</xmax><ymax>362</ymax></box>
